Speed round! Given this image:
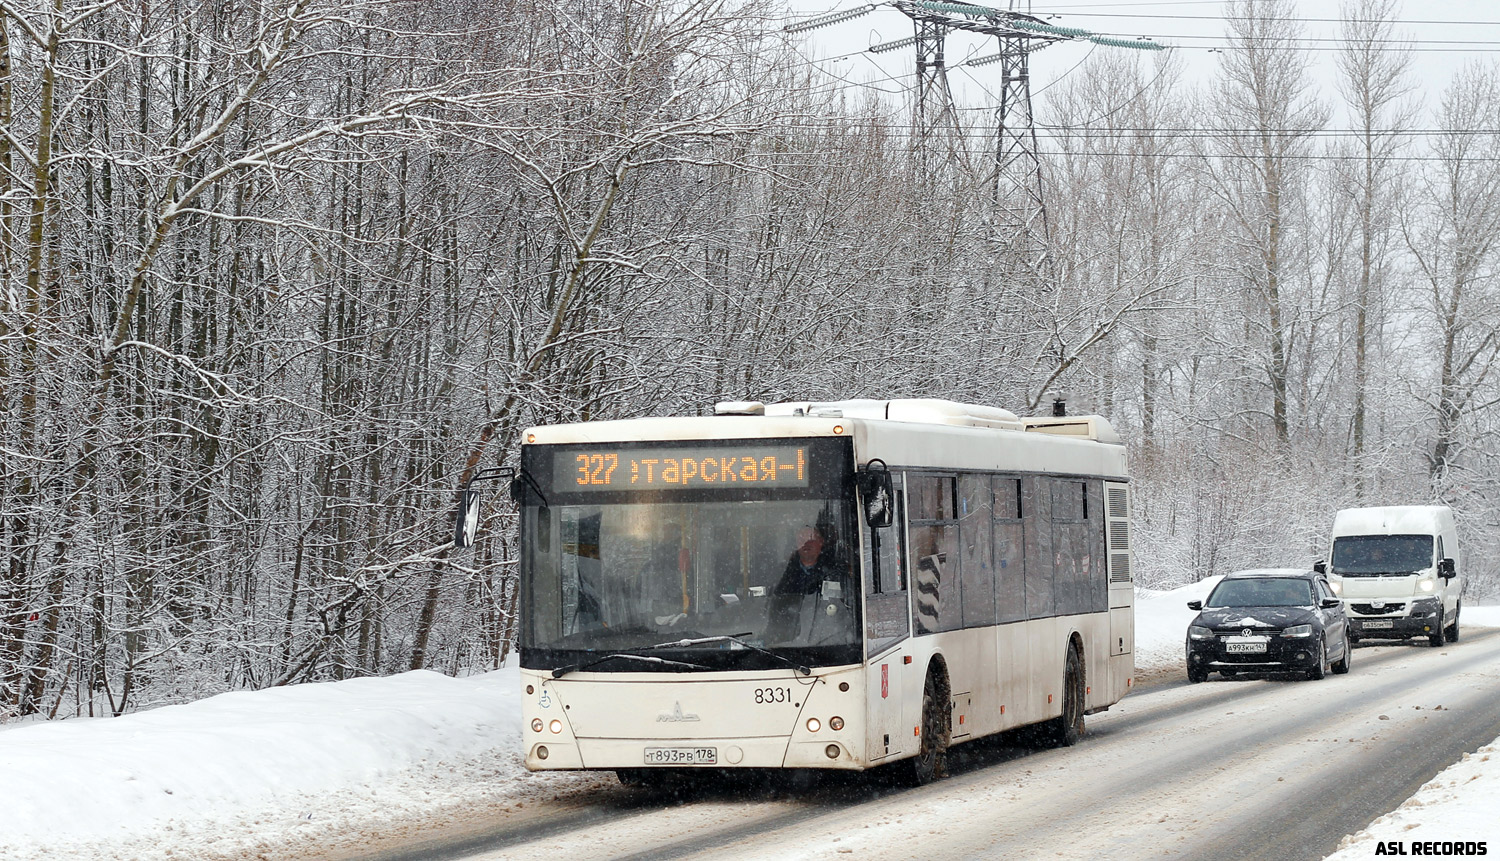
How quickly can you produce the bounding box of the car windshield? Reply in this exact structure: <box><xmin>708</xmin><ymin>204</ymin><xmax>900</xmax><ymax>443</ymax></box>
<box><xmin>1205</xmin><ymin>578</ymin><xmax>1313</xmax><ymax>608</ymax></box>
<box><xmin>1330</xmin><ymin>534</ymin><xmax>1433</xmax><ymax>576</ymax></box>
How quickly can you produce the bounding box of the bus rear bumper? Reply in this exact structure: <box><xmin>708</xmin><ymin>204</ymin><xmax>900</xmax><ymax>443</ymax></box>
<box><xmin>525</xmin><ymin>737</ymin><xmax>866</xmax><ymax>771</ymax></box>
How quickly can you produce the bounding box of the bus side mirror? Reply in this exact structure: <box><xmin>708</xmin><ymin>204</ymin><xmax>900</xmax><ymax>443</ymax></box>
<box><xmin>1312</xmin><ymin>560</ymin><xmax>1326</xmax><ymax>574</ymax></box>
<box><xmin>1439</xmin><ymin>557</ymin><xmax>1455</xmax><ymax>579</ymax></box>
<box><xmin>454</xmin><ymin>487</ymin><xmax>482</xmax><ymax>549</ymax></box>
<box><xmin>856</xmin><ymin>466</ymin><xmax>894</xmax><ymax>529</ymax></box>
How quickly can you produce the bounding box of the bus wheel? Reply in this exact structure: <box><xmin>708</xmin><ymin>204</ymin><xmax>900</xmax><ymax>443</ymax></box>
<box><xmin>899</xmin><ymin>671</ymin><xmax>949</xmax><ymax>786</ymax></box>
<box><xmin>1047</xmin><ymin>645</ymin><xmax>1085</xmax><ymax>747</ymax></box>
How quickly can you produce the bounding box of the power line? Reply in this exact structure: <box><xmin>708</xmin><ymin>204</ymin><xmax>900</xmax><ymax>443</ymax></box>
<box><xmin>1050</xmin><ymin>12</ymin><xmax>1500</xmax><ymax>26</ymax></box>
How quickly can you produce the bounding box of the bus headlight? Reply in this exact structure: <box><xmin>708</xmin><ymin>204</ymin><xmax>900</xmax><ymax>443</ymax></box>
<box><xmin>1188</xmin><ymin>625</ymin><xmax>1214</xmax><ymax>640</ymax></box>
<box><xmin>829</xmin><ymin>716</ymin><xmax>844</xmax><ymax>731</ymax></box>
<box><xmin>806</xmin><ymin>718</ymin><xmax>821</xmax><ymax>733</ymax></box>
<box><xmin>549</xmin><ymin>719</ymin><xmax>563</xmax><ymax>733</ymax></box>
<box><xmin>531</xmin><ymin>718</ymin><xmax>544</xmax><ymax>733</ymax></box>
<box><xmin>1282</xmin><ymin>624</ymin><xmax>1313</xmax><ymax>638</ymax></box>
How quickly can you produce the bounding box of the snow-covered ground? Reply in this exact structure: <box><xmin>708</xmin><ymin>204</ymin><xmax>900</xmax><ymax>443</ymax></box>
<box><xmin>2</xmin><ymin>591</ymin><xmax>1497</xmax><ymax>861</ymax></box>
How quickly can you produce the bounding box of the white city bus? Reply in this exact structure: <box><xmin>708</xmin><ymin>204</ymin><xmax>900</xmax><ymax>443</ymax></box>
<box><xmin>465</xmin><ymin>398</ymin><xmax>1135</xmax><ymax>785</ymax></box>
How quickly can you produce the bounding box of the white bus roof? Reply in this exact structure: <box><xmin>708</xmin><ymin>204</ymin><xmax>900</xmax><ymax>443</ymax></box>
<box><xmin>1331</xmin><ymin>505</ymin><xmax>1454</xmax><ymax>536</ymax></box>
<box><xmin>523</xmin><ymin>399</ymin><xmax>1128</xmax><ymax>477</ymax></box>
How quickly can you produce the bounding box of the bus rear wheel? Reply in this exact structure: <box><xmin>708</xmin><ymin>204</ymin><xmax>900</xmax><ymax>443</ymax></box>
<box><xmin>1046</xmin><ymin>644</ymin><xmax>1085</xmax><ymax>747</ymax></box>
<box><xmin>897</xmin><ymin>671</ymin><xmax>949</xmax><ymax>786</ymax></box>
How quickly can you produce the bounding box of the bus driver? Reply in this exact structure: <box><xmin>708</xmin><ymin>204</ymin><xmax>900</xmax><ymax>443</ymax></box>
<box><xmin>775</xmin><ymin>525</ymin><xmax>837</xmax><ymax>595</ymax></box>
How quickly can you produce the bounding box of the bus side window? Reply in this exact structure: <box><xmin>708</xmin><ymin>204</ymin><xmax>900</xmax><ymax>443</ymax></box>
<box><xmin>865</xmin><ymin>477</ymin><xmax>909</xmax><ymax>651</ymax></box>
<box><xmin>908</xmin><ymin>473</ymin><xmax>960</xmax><ymax>635</ymax></box>
<box><xmin>993</xmin><ymin>476</ymin><xmax>1025</xmax><ymax>623</ymax></box>
<box><xmin>1050</xmin><ymin>479</ymin><xmax>1091</xmax><ymax>616</ymax></box>
<box><xmin>959</xmin><ymin>474</ymin><xmax>996</xmax><ymax>628</ymax></box>
<box><xmin>1024</xmin><ymin>478</ymin><xmax>1055</xmax><ymax>619</ymax></box>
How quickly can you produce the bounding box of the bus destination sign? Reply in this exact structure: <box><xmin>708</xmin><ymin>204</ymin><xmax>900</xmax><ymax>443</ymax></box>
<box><xmin>556</xmin><ymin>445</ymin><xmax>808</xmax><ymax>492</ymax></box>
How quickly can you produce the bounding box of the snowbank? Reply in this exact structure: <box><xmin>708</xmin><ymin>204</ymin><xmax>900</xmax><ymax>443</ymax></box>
<box><xmin>0</xmin><ymin>668</ymin><xmax>533</xmax><ymax>859</ymax></box>
<box><xmin>1132</xmin><ymin>575</ymin><xmax>1222</xmax><ymax>671</ymax></box>
<box><xmin>1325</xmin><ymin>740</ymin><xmax>1500</xmax><ymax>858</ymax></box>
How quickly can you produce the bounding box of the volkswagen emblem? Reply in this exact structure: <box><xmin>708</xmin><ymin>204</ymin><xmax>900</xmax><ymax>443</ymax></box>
<box><xmin>1242</xmin><ymin>628</ymin><xmax>1253</xmax><ymax>637</ymax></box>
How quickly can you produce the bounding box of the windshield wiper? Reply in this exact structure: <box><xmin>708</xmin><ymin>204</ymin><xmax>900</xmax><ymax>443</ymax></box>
<box><xmin>551</xmin><ymin>653</ymin><xmax>709</xmax><ymax>679</ymax></box>
<box><xmin>648</xmin><ymin>635</ymin><xmax>812</xmax><ymax>676</ymax></box>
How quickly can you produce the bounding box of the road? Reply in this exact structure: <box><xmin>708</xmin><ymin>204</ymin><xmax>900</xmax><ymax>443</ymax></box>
<box><xmin>335</xmin><ymin>629</ymin><xmax>1500</xmax><ymax>861</ymax></box>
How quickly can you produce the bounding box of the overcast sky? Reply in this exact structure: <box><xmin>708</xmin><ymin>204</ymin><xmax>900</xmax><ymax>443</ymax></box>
<box><xmin>780</xmin><ymin>1</ymin><xmax>1500</xmax><ymax>132</ymax></box>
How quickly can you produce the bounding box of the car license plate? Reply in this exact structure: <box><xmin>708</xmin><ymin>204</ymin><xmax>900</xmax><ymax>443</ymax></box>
<box><xmin>1225</xmin><ymin>640</ymin><xmax>1267</xmax><ymax>653</ymax></box>
<box><xmin>1363</xmin><ymin>619</ymin><xmax>1394</xmax><ymax>629</ymax></box>
<box><xmin>644</xmin><ymin>747</ymin><xmax>717</xmax><ymax>765</ymax></box>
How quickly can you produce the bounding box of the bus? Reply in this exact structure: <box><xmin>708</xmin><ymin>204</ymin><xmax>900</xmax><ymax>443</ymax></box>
<box><xmin>457</xmin><ymin>398</ymin><xmax>1135</xmax><ymax>785</ymax></box>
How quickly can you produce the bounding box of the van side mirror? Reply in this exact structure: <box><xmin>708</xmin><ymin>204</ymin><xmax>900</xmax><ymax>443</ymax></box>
<box><xmin>1439</xmin><ymin>557</ymin><xmax>1455</xmax><ymax>579</ymax></box>
<box><xmin>454</xmin><ymin>487</ymin><xmax>482</xmax><ymax>549</ymax></box>
<box><xmin>1312</xmin><ymin>560</ymin><xmax>1326</xmax><ymax>574</ymax></box>
<box><xmin>1186</xmin><ymin>600</ymin><xmax>1202</xmax><ymax>611</ymax></box>
<box><xmin>856</xmin><ymin>461</ymin><xmax>894</xmax><ymax>529</ymax></box>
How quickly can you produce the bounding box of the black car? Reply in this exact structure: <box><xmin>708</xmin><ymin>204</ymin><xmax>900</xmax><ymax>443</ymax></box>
<box><xmin>1185</xmin><ymin>568</ymin><xmax>1352</xmax><ymax>682</ymax></box>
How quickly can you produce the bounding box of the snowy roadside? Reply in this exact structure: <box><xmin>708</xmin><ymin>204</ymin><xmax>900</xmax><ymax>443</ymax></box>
<box><xmin>2</xmin><ymin>592</ymin><xmax>1497</xmax><ymax>861</ymax></box>
<box><xmin>0</xmin><ymin>668</ymin><xmax>604</xmax><ymax>861</ymax></box>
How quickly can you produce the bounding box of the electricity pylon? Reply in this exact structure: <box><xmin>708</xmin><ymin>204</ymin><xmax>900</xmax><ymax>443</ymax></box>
<box><xmin>789</xmin><ymin>2</ymin><xmax>1164</xmax><ymax>285</ymax></box>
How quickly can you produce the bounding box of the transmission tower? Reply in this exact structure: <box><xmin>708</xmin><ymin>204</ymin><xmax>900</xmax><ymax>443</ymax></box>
<box><xmin>789</xmin><ymin>2</ymin><xmax>1164</xmax><ymax>284</ymax></box>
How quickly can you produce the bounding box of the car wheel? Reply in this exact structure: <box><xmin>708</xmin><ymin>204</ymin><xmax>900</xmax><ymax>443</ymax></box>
<box><xmin>1429</xmin><ymin>610</ymin><xmax>1447</xmax><ymax>648</ymax></box>
<box><xmin>1307</xmin><ymin>637</ymin><xmax>1327</xmax><ymax>680</ymax></box>
<box><xmin>1446</xmin><ymin>603</ymin><xmax>1460</xmax><ymax>642</ymax></box>
<box><xmin>897</xmin><ymin>670</ymin><xmax>949</xmax><ymax>785</ymax></box>
<box><xmin>1187</xmin><ymin>664</ymin><xmax>1209</xmax><ymax>684</ymax></box>
<box><xmin>1331</xmin><ymin>630</ymin><xmax>1351</xmax><ymax>675</ymax></box>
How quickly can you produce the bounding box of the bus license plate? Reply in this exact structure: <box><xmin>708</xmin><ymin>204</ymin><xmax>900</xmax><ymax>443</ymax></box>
<box><xmin>1363</xmin><ymin>619</ymin><xmax>1394</xmax><ymax>629</ymax></box>
<box><xmin>1225</xmin><ymin>641</ymin><xmax>1266</xmax><ymax>653</ymax></box>
<box><xmin>644</xmin><ymin>747</ymin><xmax>717</xmax><ymax>765</ymax></box>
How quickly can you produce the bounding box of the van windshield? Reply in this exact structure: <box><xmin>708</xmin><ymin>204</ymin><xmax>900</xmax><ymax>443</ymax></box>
<box><xmin>1330</xmin><ymin>534</ymin><xmax>1433</xmax><ymax>576</ymax></box>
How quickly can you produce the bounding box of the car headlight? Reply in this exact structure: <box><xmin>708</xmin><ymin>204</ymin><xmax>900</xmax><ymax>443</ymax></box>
<box><xmin>1282</xmin><ymin>624</ymin><xmax>1313</xmax><ymax>638</ymax></box>
<box><xmin>1188</xmin><ymin>625</ymin><xmax>1214</xmax><ymax>640</ymax></box>
<box><xmin>1417</xmin><ymin>577</ymin><xmax>1436</xmax><ymax>593</ymax></box>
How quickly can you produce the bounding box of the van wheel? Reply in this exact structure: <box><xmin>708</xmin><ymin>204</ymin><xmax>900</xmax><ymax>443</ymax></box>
<box><xmin>1331</xmin><ymin>630</ymin><xmax>1351</xmax><ymax>675</ymax></box>
<box><xmin>1445</xmin><ymin>603</ymin><xmax>1460</xmax><ymax>642</ymax></box>
<box><xmin>1429</xmin><ymin>611</ymin><xmax>1447</xmax><ymax>648</ymax></box>
<box><xmin>897</xmin><ymin>671</ymin><xmax>949</xmax><ymax>785</ymax></box>
<box><xmin>1045</xmin><ymin>645</ymin><xmax>1085</xmax><ymax>746</ymax></box>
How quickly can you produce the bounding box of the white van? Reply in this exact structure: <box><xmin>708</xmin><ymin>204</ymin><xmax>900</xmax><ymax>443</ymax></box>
<box><xmin>1314</xmin><ymin>506</ymin><xmax>1464</xmax><ymax>647</ymax></box>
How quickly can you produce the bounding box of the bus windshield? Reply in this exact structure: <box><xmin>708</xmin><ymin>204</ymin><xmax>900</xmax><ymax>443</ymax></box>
<box><xmin>518</xmin><ymin>438</ymin><xmax>861</xmax><ymax>670</ymax></box>
<box><xmin>1330</xmin><ymin>534</ymin><xmax>1433</xmax><ymax>576</ymax></box>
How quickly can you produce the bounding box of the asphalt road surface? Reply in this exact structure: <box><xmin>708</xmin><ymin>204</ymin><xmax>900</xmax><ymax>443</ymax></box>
<box><xmin>336</xmin><ymin>628</ymin><xmax>1500</xmax><ymax>861</ymax></box>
